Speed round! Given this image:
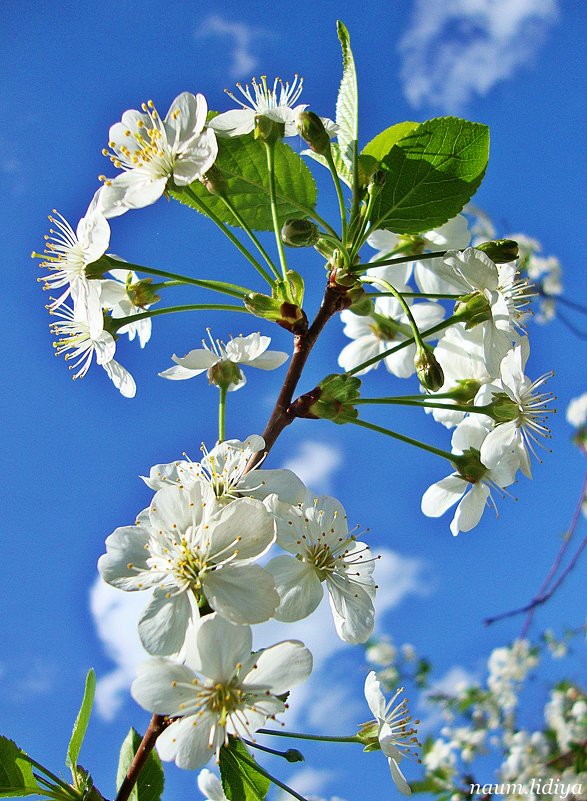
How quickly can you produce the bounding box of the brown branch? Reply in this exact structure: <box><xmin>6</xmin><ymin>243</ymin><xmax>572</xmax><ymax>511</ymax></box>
<box><xmin>115</xmin><ymin>715</ymin><xmax>169</xmax><ymax>801</ymax></box>
<box><xmin>247</xmin><ymin>282</ymin><xmax>348</xmax><ymax>470</ymax></box>
<box><xmin>484</xmin><ymin>472</ymin><xmax>587</xmax><ymax>629</ymax></box>
<box><xmin>112</xmin><ymin>282</ymin><xmax>349</xmax><ymax>800</ymax></box>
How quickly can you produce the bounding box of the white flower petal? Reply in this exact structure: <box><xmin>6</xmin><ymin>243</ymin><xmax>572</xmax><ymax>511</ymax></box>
<box><xmin>242</xmin><ymin>640</ymin><xmax>313</xmax><ymax>696</ymax></box>
<box><xmin>450</xmin><ymin>484</ymin><xmax>490</xmax><ymax>536</ymax></box>
<box><xmin>195</xmin><ymin>613</ymin><xmax>252</xmax><ymax>682</ymax></box>
<box><xmin>131</xmin><ymin>658</ymin><xmax>199</xmax><ymax>715</ymax></box>
<box><xmin>204</xmin><ymin>563</ymin><xmax>279</xmax><ymax>625</ymax></box>
<box><xmin>138</xmin><ymin>589</ymin><xmax>194</xmax><ymax>655</ymax></box>
<box><xmin>157</xmin><ymin>714</ymin><xmax>215</xmax><ymax>770</ymax></box>
<box><xmin>103</xmin><ymin>359</ymin><xmax>136</xmax><ymax>398</ymax></box>
<box><xmin>98</xmin><ymin>525</ymin><xmax>155</xmax><ymax>590</ymax></box>
<box><xmin>421</xmin><ymin>475</ymin><xmax>466</xmax><ymax>518</ymax></box>
<box><xmin>267</xmin><ymin>555</ymin><xmax>323</xmax><ymax>622</ymax></box>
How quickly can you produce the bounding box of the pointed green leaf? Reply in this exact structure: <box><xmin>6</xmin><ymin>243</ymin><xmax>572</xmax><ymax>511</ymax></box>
<box><xmin>0</xmin><ymin>737</ymin><xmax>41</xmax><ymax>797</ymax></box>
<box><xmin>336</xmin><ymin>21</ymin><xmax>359</xmax><ymax>173</ymax></box>
<box><xmin>66</xmin><ymin>669</ymin><xmax>96</xmax><ymax>773</ymax></box>
<box><xmin>369</xmin><ymin>116</ymin><xmax>490</xmax><ymax>235</ymax></box>
<box><xmin>219</xmin><ymin>739</ymin><xmax>269</xmax><ymax>801</ymax></box>
<box><xmin>169</xmin><ymin>134</ymin><xmax>317</xmax><ymax>232</ymax></box>
<box><xmin>361</xmin><ymin>121</ymin><xmax>420</xmax><ymax>164</ymax></box>
<box><xmin>116</xmin><ymin>729</ymin><xmax>164</xmax><ymax>801</ymax></box>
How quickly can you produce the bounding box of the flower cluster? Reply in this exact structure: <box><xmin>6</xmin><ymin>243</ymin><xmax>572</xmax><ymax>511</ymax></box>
<box><xmin>338</xmin><ymin>213</ymin><xmax>555</xmax><ymax>535</ymax></box>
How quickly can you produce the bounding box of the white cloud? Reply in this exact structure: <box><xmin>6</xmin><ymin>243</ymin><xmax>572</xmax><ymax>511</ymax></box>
<box><xmin>90</xmin><ymin>548</ymin><xmax>429</xmax><ymax>725</ymax></box>
<box><xmin>282</xmin><ymin>767</ymin><xmax>336</xmax><ymax>799</ymax></box>
<box><xmin>399</xmin><ymin>0</ymin><xmax>558</xmax><ymax>112</ymax></box>
<box><xmin>282</xmin><ymin>441</ymin><xmax>343</xmax><ymax>493</ymax></box>
<box><xmin>194</xmin><ymin>15</ymin><xmax>273</xmax><ymax>79</ymax></box>
<box><xmin>89</xmin><ymin>578</ymin><xmax>149</xmax><ymax>721</ymax></box>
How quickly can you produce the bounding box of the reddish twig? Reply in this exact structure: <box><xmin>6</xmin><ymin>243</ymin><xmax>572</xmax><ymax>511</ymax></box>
<box><xmin>115</xmin><ymin>715</ymin><xmax>169</xmax><ymax>801</ymax></box>
<box><xmin>484</xmin><ymin>472</ymin><xmax>587</xmax><ymax>631</ymax></box>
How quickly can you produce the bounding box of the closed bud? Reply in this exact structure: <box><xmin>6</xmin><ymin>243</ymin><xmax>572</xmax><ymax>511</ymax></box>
<box><xmin>368</xmin><ymin>169</ymin><xmax>386</xmax><ymax>195</ymax></box>
<box><xmin>476</xmin><ymin>239</ymin><xmax>519</xmax><ymax>264</ymax></box>
<box><xmin>296</xmin><ymin>110</ymin><xmax>331</xmax><ymax>155</ymax></box>
<box><xmin>127</xmin><ymin>278</ymin><xmax>160</xmax><ymax>308</ymax></box>
<box><xmin>281</xmin><ymin>218</ymin><xmax>320</xmax><ymax>248</ymax></box>
<box><xmin>208</xmin><ymin>359</ymin><xmax>243</xmax><ymax>391</ymax></box>
<box><xmin>284</xmin><ymin>749</ymin><xmax>305</xmax><ymax>764</ymax></box>
<box><xmin>415</xmin><ymin>345</ymin><xmax>445</xmax><ymax>392</ymax></box>
<box><xmin>244</xmin><ymin>292</ymin><xmax>307</xmax><ymax>335</ymax></box>
<box><xmin>254</xmin><ymin>114</ymin><xmax>284</xmax><ymax>143</ymax></box>
<box><xmin>454</xmin><ymin>291</ymin><xmax>492</xmax><ymax>328</ymax></box>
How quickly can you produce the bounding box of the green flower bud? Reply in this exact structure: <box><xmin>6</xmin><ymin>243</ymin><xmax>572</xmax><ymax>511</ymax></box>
<box><xmin>127</xmin><ymin>278</ymin><xmax>160</xmax><ymax>308</ymax></box>
<box><xmin>254</xmin><ymin>114</ymin><xmax>284</xmax><ymax>143</ymax></box>
<box><xmin>415</xmin><ymin>345</ymin><xmax>445</xmax><ymax>392</ymax></box>
<box><xmin>454</xmin><ymin>291</ymin><xmax>493</xmax><ymax>328</ymax></box>
<box><xmin>296</xmin><ymin>110</ymin><xmax>331</xmax><ymax>155</ymax></box>
<box><xmin>476</xmin><ymin>239</ymin><xmax>519</xmax><ymax>264</ymax></box>
<box><xmin>281</xmin><ymin>218</ymin><xmax>320</xmax><ymax>248</ymax></box>
<box><xmin>289</xmin><ymin>373</ymin><xmax>361</xmax><ymax>424</ymax></box>
<box><xmin>347</xmin><ymin>285</ymin><xmax>373</xmax><ymax>316</ymax></box>
<box><xmin>368</xmin><ymin>169</ymin><xmax>386</xmax><ymax>196</ymax></box>
<box><xmin>284</xmin><ymin>749</ymin><xmax>305</xmax><ymax>764</ymax></box>
<box><xmin>208</xmin><ymin>359</ymin><xmax>243</xmax><ymax>391</ymax></box>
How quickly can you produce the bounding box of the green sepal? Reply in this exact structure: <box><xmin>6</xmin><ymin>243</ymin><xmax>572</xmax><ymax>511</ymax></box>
<box><xmin>0</xmin><ymin>737</ymin><xmax>41</xmax><ymax>798</ymax></box>
<box><xmin>219</xmin><ymin>738</ymin><xmax>270</xmax><ymax>801</ymax></box>
<box><xmin>290</xmin><ymin>373</ymin><xmax>362</xmax><ymax>424</ymax></box>
<box><xmin>369</xmin><ymin>116</ymin><xmax>490</xmax><ymax>235</ymax></box>
<box><xmin>169</xmin><ymin>132</ymin><xmax>317</xmax><ymax>232</ymax></box>
<box><xmin>116</xmin><ymin>728</ymin><xmax>164</xmax><ymax>801</ymax></box>
<box><xmin>66</xmin><ymin>669</ymin><xmax>96</xmax><ymax>778</ymax></box>
<box><xmin>244</xmin><ymin>270</ymin><xmax>306</xmax><ymax>334</ymax></box>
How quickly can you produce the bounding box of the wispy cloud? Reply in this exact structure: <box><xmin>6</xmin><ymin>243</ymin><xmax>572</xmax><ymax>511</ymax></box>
<box><xmin>282</xmin><ymin>441</ymin><xmax>343</xmax><ymax>493</ymax></box>
<box><xmin>194</xmin><ymin>15</ymin><xmax>274</xmax><ymax>79</ymax></box>
<box><xmin>399</xmin><ymin>0</ymin><xmax>559</xmax><ymax>112</ymax></box>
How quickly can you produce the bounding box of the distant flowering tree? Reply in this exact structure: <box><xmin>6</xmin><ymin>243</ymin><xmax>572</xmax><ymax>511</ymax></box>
<box><xmin>8</xmin><ymin>18</ymin><xmax>584</xmax><ymax>801</ymax></box>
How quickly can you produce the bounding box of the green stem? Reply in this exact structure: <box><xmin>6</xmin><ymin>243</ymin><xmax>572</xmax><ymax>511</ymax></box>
<box><xmin>218</xmin><ymin>386</ymin><xmax>227</xmax><ymax>442</ymax></box>
<box><xmin>346</xmin><ymin>313</ymin><xmax>463</xmax><ymax>376</ymax></box>
<box><xmin>362</xmin><ymin>274</ymin><xmax>427</xmax><ymax>350</ymax></box>
<box><xmin>110</xmin><ymin>303</ymin><xmax>248</xmax><ymax>330</ymax></box>
<box><xmin>325</xmin><ymin>147</ymin><xmax>347</xmax><ymax>242</ymax></box>
<box><xmin>356</xmin><ymin>249</ymin><xmax>449</xmax><ymax>273</ymax></box>
<box><xmin>242</xmin><ymin>738</ymin><xmax>302</xmax><ymax>761</ymax></box>
<box><xmin>105</xmin><ymin>259</ymin><xmax>251</xmax><ymax>298</ymax></box>
<box><xmin>366</xmin><ymin>291</ymin><xmax>461</xmax><ymax>299</ymax></box>
<box><xmin>349</xmin><ymin>190</ymin><xmax>377</xmax><ymax>261</ymax></box>
<box><xmin>350</xmin><ymin>139</ymin><xmax>361</xmax><ymax>232</ymax></box>
<box><xmin>258</xmin><ymin>728</ymin><xmax>361</xmax><ymax>744</ymax></box>
<box><xmin>218</xmin><ymin>194</ymin><xmax>281</xmax><ymax>281</ymax></box>
<box><xmin>351</xmin><ymin>418</ymin><xmax>457</xmax><ymax>462</ymax></box>
<box><xmin>264</xmin><ymin>141</ymin><xmax>288</xmax><ymax>279</ymax></box>
<box><xmin>235</xmin><ymin>752</ymin><xmax>310</xmax><ymax>801</ymax></box>
<box><xmin>26</xmin><ymin>758</ymin><xmax>78</xmax><ymax>797</ymax></box>
<box><xmin>354</xmin><ymin>397</ymin><xmax>492</xmax><ymax>415</ymax></box>
<box><xmin>183</xmin><ymin>186</ymin><xmax>276</xmax><ymax>287</ymax></box>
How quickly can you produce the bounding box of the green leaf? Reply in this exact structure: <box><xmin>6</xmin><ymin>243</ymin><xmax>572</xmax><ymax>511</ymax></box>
<box><xmin>369</xmin><ymin>116</ymin><xmax>490</xmax><ymax>235</ymax></box>
<box><xmin>336</xmin><ymin>21</ymin><xmax>359</xmax><ymax>173</ymax></box>
<box><xmin>116</xmin><ymin>729</ymin><xmax>164</xmax><ymax>801</ymax></box>
<box><xmin>219</xmin><ymin>739</ymin><xmax>269</xmax><ymax>801</ymax></box>
<box><xmin>361</xmin><ymin>121</ymin><xmax>420</xmax><ymax>164</ymax></box>
<box><xmin>66</xmin><ymin>669</ymin><xmax>96</xmax><ymax>774</ymax></box>
<box><xmin>169</xmin><ymin>134</ymin><xmax>317</xmax><ymax>232</ymax></box>
<box><xmin>0</xmin><ymin>737</ymin><xmax>41</xmax><ymax>797</ymax></box>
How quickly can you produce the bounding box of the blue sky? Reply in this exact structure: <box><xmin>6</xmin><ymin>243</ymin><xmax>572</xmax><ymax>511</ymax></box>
<box><xmin>1</xmin><ymin>1</ymin><xmax>586</xmax><ymax>799</ymax></box>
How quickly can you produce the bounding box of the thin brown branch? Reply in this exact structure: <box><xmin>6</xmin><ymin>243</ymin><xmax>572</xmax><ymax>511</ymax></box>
<box><xmin>484</xmin><ymin>472</ymin><xmax>587</xmax><ymax>629</ymax></box>
<box><xmin>114</xmin><ymin>715</ymin><xmax>169</xmax><ymax>801</ymax></box>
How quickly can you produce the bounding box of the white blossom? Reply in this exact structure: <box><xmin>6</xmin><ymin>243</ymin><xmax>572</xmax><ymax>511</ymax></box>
<box><xmin>209</xmin><ymin>75</ymin><xmax>306</xmax><ymax>138</ymax></box>
<box><xmin>100</xmin><ymin>268</ymin><xmax>152</xmax><ymax>348</ymax></box>
<box><xmin>476</xmin><ymin>341</ymin><xmax>553</xmax><ymax>478</ymax></box>
<box><xmin>421</xmin><ymin>417</ymin><xmax>519</xmax><ymax>536</ymax></box>
<box><xmin>131</xmin><ymin>613</ymin><xmax>313</xmax><ymax>770</ymax></box>
<box><xmin>98</xmin><ymin>92</ymin><xmax>217</xmax><ymax>217</ymax></box>
<box><xmin>267</xmin><ymin>492</ymin><xmax>377</xmax><ymax>644</ymax></box>
<box><xmin>98</xmin><ymin>483</ymin><xmax>279</xmax><ymax>655</ymax></box>
<box><xmin>197</xmin><ymin>770</ymin><xmax>227</xmax><ymax>801</ymax></box>
<box><xmin>34</xmin><ymin>207</ymin><xmax>110</xmax><ymax>317</ymax></box>
<box><xmin>142</xmin><ymin>435</ymin><xmax>305</xmax><ymax>508</ymax></box>
<box><xmin>487</xmin><ymin>640</ymin><xmax>538</xmax><ymax>714</ymax></box>
<box><xmin>49</xmin><ymin>286</ymin><xmax>136</xmax><ymax>398</ymax></box>
<box><xmin>364</xmin><ymin>672</ymin><xmax>419</xmax><ymax>795</ymax></box>
<box><xmin>159</xmin><ymin>331</ymin><xmax>288</xmax><ymax>389</ymax></box>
